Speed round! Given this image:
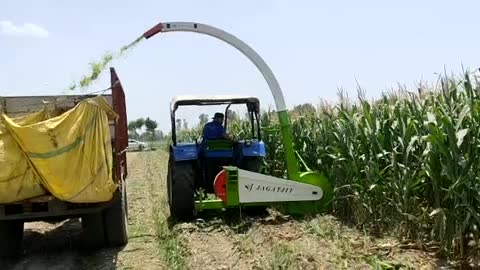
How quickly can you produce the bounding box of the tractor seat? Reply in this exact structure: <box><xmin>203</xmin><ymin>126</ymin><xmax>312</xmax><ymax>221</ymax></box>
<box><xmin>204</xmin><ymin>139</ymin><xmax>234</xmax><ymax>150</ymax></box>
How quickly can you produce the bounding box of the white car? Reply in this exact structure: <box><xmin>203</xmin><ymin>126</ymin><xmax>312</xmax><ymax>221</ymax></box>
<box><xmin>127</xmin><ymin>139</ymin><xmax>149</xmax><ymax>151</ymax></box>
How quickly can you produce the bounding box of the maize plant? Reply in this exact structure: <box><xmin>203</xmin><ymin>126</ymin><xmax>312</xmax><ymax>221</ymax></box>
<box><xmin>283</xmin><ymin>71</ymin><xmax>480</xmax><ymax>260</ymax></box>
<box><xmin>174</xmin><ymin>70</ymin><xmax>480</xmax><ymax>260</ymax></box>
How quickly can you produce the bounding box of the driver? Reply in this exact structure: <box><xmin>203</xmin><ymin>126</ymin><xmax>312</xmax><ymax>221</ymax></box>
<box><xmin>202</xmin><ymin>112</ymin><xmax>231</xmax><ymax>140</ymax></box>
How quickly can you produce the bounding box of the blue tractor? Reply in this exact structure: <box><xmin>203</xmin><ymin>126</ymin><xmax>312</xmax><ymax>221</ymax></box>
<box><xmin>167</xmin><ymin>95</ymin><xmax>267</xmax><ymax>220</ymax></box>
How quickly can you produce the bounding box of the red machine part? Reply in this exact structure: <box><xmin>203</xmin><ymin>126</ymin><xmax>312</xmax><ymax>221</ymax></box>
<box><xmin>143</xmin><ymin>23</ymin><xmax>164</xmax><ymax>39</ymax></box>
<box><xmin>110</xmin><ymin>67</ymin><xmax>128</xmax><ymax>181</ymax></box>
<box><xmin>213</xmin><ymin>169</ymin><xmax>227</xmax><ymax>202</ymax></box>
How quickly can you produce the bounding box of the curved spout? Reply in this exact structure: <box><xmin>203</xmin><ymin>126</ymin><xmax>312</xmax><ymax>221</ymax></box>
<box><xmin>142</xmin><ymin>21</ymin><xmax>298</xmax><ymax>178</ymax></box>
<box><xmin>143</xmin><ymin>22</ymin><xmax>287</xmax><ymax>111</ymax></box>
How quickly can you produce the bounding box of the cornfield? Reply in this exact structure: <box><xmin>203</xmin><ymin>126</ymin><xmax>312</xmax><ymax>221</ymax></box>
<box><xmin>176</xmin><ymin>70</ymin><xmax>480</xmax><ymax>260</ymax></box>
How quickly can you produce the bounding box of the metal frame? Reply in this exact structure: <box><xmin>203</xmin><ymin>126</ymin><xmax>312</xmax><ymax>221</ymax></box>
<box><xmin>169</xmin><ymin>95</ymin><xmax>261</xmax><ymax>145</ymax></box>
<box><xmin>0</xmin><ymin>201</ymin><xmax>114</xmax><ymax>222</ymax></box>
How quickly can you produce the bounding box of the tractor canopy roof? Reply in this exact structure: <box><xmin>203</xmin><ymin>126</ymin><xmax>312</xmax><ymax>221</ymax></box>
<box><xmin>170</xmin><ymin>95</ymin><xmax>260</xmax><ymax>113</ymax></box>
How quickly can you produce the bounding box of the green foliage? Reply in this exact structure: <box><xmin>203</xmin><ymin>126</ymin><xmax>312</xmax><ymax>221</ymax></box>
<box><xmin>68</xmin><ymin>35</ymin><xmax>144</xmax><ymax>91</ymax></box>
<box><xmin>128</xmin><ymin>121</ymin><xmax>137</xmax><ymax>132</ymax></box>
<box><xmin>263</xmin><ymin>70</ymin><xmax>480</xmax><ymax>260</ymax></box>
<box><xmin>227</xmin><ymin>109</ymin><xmax>239</xmax><ymax>121</ymax></box>
<box><xmin>166</xmin><ymin>71</ymin><xmax>480</xmax><ymax>260</ymax></box>
<box><xmin>182</xmin><ymin>118</ymin><xmax>188</xmax><ymax>130</ymax></box>
<box><xmin>177</xmin><ymin>70</ymin><xmax>479</xmax><ymax>260</ymax></box>
<box><xmin>198</xmin><ymin>113</ymin><xmax>209</xmax><ymax>126</ymax></box>
<box><xmin>135</xmin><ymin>118</ymin><xmax>145</xmax><ymax>130</ymax></box>
<box><xmin>145</xmin><ymin>117</ymin><xmax>158</xmax><ymax>133</ymax></box>
<box><xmin>128</xmin><ymin>117</ymin><xmax>163</xmax><ymax>141</ymax></box>
<box><xmin>176</xmin><ymin>119</ymin><xmax>182</xmax><ymax>132</ymax></box>
<box><xmin>292</xmin><ymin>103</ymin><xmax>316</xmax><ymax>116</ymax></box>
<box><xmin>77</xmin><ymin>53</ymin><xmax>114</xmax><ymax>89</ymax></box>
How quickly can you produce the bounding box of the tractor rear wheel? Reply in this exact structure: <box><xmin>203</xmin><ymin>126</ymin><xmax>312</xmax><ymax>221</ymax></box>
<box><xmin>168</xmin><ymin>160</ymin><xmax>195</xmax><ymax>221</ymax></box>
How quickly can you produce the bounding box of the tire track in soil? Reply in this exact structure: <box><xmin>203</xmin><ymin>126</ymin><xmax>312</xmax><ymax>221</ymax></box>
<box><xmin>177</xmin><ymin>215</ymin><xmax>440</xmax><ymax>270</ymax></box>
<box><xmin>174</xmin><ymin>203</ymin><xmax>440</xmax><ymax>269</ymax></box>
<box><xmin>176</xmin><ymin>214</ymin><xmax>307</xmax><ymax>270</ymax></box>
<box><xmin>4</xmin><ymin>151</ymin><xmax>165</xmax><ymax>270</ymax></box>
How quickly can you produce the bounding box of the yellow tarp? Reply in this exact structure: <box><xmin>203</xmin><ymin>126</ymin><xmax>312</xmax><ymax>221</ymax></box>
<box><xmin>0</xmin><ymin>96</ymin><xmax>118</xmax><ymax>203</ymax></box>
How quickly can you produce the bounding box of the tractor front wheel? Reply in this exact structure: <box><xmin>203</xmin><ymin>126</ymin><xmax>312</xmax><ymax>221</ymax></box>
<box><xmin>168</xmin><ymin>159</ymin><xmax>195</xmax><ymax>221</ymax></box>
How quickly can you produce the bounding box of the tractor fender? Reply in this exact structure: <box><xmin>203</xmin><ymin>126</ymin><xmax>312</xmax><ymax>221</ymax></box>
<box><xmin>171</xmin><ymin>143</ymin><xmax>198</xmax><ymax>162</ymax></box>
<box><xmin>241</xmin><ymin>141</ymin><xmax>266</xmax><ymax>157</ymax></box>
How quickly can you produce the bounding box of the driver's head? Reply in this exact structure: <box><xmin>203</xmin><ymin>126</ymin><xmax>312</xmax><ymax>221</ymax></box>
<box><xmin>213</xmin><ymin>112</ymin><xmax>224</xmax><ymax>124</ymax></box>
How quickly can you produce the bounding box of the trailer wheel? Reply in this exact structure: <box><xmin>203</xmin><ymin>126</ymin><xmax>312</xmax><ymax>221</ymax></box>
<box><xmin>0</xmin><ymin>220</ymin><xmax>24</xmax><ymax>259</ymax></box>
<box><xmin>81</xmin><ymin>213</ymin><xmax>105</xmax><ymax>249</ymax></box>
<box><xmin>169</xmin><ymin>161</ymin><xmax>195</xmax><ymax>221</ymax></box>
<box><xmin>103</xmin><ymin>184</ymin><xmax>128</xmax><ymax>247</ymax></box>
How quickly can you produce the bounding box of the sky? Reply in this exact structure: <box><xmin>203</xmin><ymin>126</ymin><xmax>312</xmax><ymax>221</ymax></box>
<box><xmin>2</xmin><ymin>0</ymin><xmax>480</xmax><ymax>132</ymax></box>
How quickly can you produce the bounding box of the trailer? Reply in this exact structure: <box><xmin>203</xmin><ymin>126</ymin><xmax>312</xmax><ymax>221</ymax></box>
<box><xmin>0</xmin><ymin>67</ymin><xmax>129</xmax><ymax>258</ymax></box>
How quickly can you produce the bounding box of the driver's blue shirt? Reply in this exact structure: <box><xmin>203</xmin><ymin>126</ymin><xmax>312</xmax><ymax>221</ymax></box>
<box><xmin>203</xmin><ymin>121</ymin><xmax>225</xmax><ymax>139</ymax></box>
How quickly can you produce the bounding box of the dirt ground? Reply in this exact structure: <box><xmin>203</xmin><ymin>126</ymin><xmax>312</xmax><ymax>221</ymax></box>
<box><xmin>175</xmin><ymin>212</ymin><xmax>443</xmax><ymax>270</ymax></box>
<box><xmin>3</xmin><ymin>150</ymin><xmax>448</xmax><ymax>270</ymax></box>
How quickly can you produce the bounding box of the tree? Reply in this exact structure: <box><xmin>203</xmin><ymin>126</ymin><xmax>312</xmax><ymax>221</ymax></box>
<box><xmin>128</xmin><ymin>121</ymin><xmax>136</xmax><ymax>132</ymax></box>
<box><xmin>155</xmin><ymin>130</ymin><xmax>165</xmax><ymax>141</ymax></box>
<box><xmin>198</xmin><ymin>113</ymin><xmax>209</xmax><ymax>126</ymax></box>
<box><xmin>293</xmin><ymin>103</ymin><xmax>316</xmax><ymax>115</ymax></box>
<box><xmin>145</xmin><ymin>117</ymin><xmax>158</xmax><ymax>133</ymax></box>
<box><xmin>128</xmin><ymin>121</ymin><xmax>138</xmax><ymax>139</ymax></box>
<box><xmin>176</xmin><ymin>119</ymin><xmax>182</xmax><ymax>132</ymax></box>
<box><xmin>144</xmin><ymin>117</ymin><xmax>158</xmax><ymax>142</ymax></box>
<box><xmin>134</xmin><ymin>118</ymin><xmax>145</xmax><ymax>130</ymax></box>
<box><xmin>128</xmin><ymin>118</ymin><xmax>145</xmax><ymax>139</ymax></box>
<box><xmin>128</xmin><ymin>117</ymin><xmax>162</xmax><ymax>141</ymax></box>
<box><xmin>182</xmin><ymin>119</ymin><xmax>188</xmax><ymax>130</ymax></box>
<box><xmin>227</xmin><ymin>109</ymin><xmax>239</xmax><ymax>121</ymax></box>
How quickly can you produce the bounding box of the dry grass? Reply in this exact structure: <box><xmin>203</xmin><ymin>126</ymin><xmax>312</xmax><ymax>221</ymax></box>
<box><xmin>144</xmin><ymin>150</ymin><xmax>188</xmax><ymax>270</ymax></box>
<box><xmin>169</xmin><ymin>210</ymin><xmax>440</xmax><ymax>269</ymax></box>
<box><xmin>114</xmin><ymin>151</ymin><xmax>165</xmax><ymax>270</ymax></box>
